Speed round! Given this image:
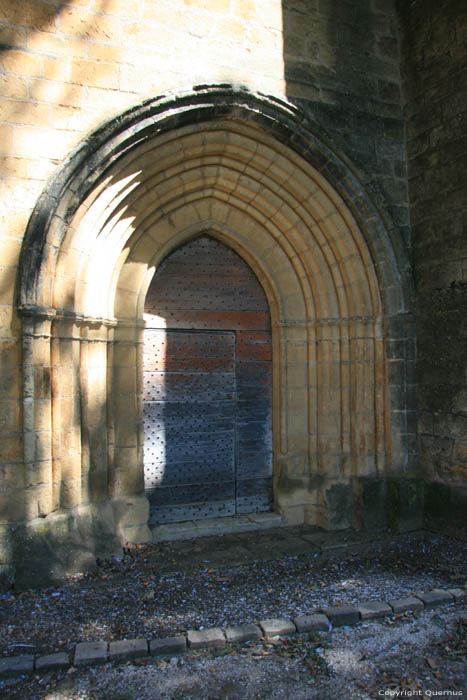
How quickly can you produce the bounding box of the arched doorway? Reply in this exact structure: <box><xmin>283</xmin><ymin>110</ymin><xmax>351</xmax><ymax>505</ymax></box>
<box><xmin>143</xmin><ymin>235</ymin><xmax>273</xmax><ymax>524</ymax></box>
<box><xmin>16</xmin><ymin>88</ymin><xmax>415</xmax><ymax>558</ymax></box>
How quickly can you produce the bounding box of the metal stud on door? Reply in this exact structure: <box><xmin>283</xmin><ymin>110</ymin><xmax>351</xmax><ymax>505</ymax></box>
<box><xmin>143</xmin><ymin>329</ymin><xmax>237</xmax><ymax>524</ymax></box>
<box><xmin>143</xmin><ymin>235</ymin><xmax>273</xmax><ymax>525</ymax></box>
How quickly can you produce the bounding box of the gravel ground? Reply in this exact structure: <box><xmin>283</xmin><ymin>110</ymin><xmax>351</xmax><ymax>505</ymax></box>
<box><xmin>0</xmin><ymin>530</ymin><xmax>465</xmax><ymax>661</ymax></box>
<box><xmin>2</xmin><ymin>602</ymin><xmax>466</xmax><ymax>699</ymax></box>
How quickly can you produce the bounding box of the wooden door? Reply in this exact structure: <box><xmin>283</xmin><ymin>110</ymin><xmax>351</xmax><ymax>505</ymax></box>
<box><xmin>143</xmin><ymin>236</ymin><xmax>272</xmax><ymax>525</ymax></box>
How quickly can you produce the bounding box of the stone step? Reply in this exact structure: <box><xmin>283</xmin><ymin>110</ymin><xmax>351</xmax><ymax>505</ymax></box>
<box><xmin>151</xmin><ymin>512</ymin><xmax>282</xmax><ymax>543</ymax></box>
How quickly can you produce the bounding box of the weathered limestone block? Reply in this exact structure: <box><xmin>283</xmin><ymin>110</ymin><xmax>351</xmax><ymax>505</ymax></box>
<box><xmin>0</xmin><ymin>526</ymin><xmax>13</xmax><ymax>562</ymax></box>
<box><xmin>74</xmin><ymin>641</ymin><xmax>108</xmax><ymax>666</ymax></box>
<box><xmin>293</xmin><ymin>614</ymin><xmax>330</xmax><ymax>633</ymax></box>
<box><xmin>0</xmin><ymin>564</ymin><xmax>15</xmax><ymax>590</ymax></box>
<box><xmin>73</xmin><ymin>502</ymin><xmax>121</xmax><ymax>558</ymax></box>
<box><xmin>112</xmin><ymin>494</ymin><xmax>151</xmax><ymax>544</ymax></box>
<box><xmin>388</xmin><ymin>597</ymin><xmax>424</xmax><ymax>614</ymax></box>
<box><xmin>325</xmin><ymin>482</ymin><xmax>352</xmax><ymax>530</ymax></box>
<box><xmin>320</xmin><ymin>604</ymin><xmax>359</xmax><ymax>627</ymax></box>
<box><xmin>259</xmin><ymin>618</ymin><xmax>296</xmax><ymax>637</ymax></box>
<box><xmin>108</xmin><ymin>638</ymin><xmax>148</xmax><ymax>661</ymax></box>
<box><xmin>35</xmin><ymin>652</ymin><xmax>70</xmax><ymax>672</ymax></box>
<box><xmin>357</xmin><ymin>601</ymin><xmax>392</xmax><ymax>620</ymax></box>
<box><xmin>224</xmin><ymin>624</ymin><xmax>262</xmax><ymax>643</ymax></box>
<box><xmin>187</xmin><ymin>628</ymin><xmax>226</xmax><ymax>649</ymax></box>
<box><xmin>149</xmin><ymin>636</ymin><xmax>187</xmax><ymax>656</ymax></box>
<box><xmin>415</xmin><ymin>590</ymin><xmax>454</xmax><ymax>609</ymax></box>
<box><xmin>12</xmin><ymin>503</ymin><xmax>122</xmax><ymax>588</ymax></box>
<box><xmin>0</xmin><ymin>654</ymin><xmax>34</xmax><ymax>677</ymax></box>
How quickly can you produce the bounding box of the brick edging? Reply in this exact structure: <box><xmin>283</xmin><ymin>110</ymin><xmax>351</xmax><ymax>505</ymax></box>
<box><xmin>0</xmin><ymin>587</ymin><xmax>465</xmax><ymax>679</ymax></box>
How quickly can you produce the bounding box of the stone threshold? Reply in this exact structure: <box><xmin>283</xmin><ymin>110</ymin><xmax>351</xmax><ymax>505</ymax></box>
<box><xmin>0</xmin><ymin>587</ymin><xmax>464</xmax><ymax>679</ymax></box>
<box><xmin>150</xmin><ymin>512</ymin><xmax>282</xmax><ymax>543</ymax></box>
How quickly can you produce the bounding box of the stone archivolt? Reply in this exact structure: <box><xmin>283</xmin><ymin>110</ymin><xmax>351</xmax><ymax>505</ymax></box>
<box><xmin>16</xmin><ymin>89</ymin><xmax>413</xmax><ymax>571</ymax></box>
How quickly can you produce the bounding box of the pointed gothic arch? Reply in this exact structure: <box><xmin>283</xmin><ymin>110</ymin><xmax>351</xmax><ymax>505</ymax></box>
<box><xmin>17</xmin><ymin>87</ymin><xmax>414</xmax><ymax>545</ymax></box>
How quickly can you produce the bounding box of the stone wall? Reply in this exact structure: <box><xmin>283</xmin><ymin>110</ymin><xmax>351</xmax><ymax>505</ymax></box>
<box><xmin>281</xmin><ymin>0</ymin><xmax>420</xmax><ymax>529</ymax></box>
<box><xmin>397</xmin><ymin>0</ymin><xmax>467</xmax><ymax>536</ymax></box>
<box><xmin>283</xmin><ymin>0</ymin><xmax>409</xmax><ymax>242</ymax></box>
<box><xmin>0</xmin><ymin>0</ymin><xmax>283</xmax><ymax>589</ymax></box>
<box><xmin>0</xmin><ymin>0</ymin><xmax>424</xmax><ymax>588</ymax></box>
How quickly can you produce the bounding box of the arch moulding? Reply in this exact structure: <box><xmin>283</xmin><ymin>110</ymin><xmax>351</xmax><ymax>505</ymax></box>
<box><xmin>16</xmin><ymin>87</ymin><xmax>416</xmax><ymax>565</ymax></box>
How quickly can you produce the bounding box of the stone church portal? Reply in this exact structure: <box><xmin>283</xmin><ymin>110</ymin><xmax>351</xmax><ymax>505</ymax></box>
<box><xmin>11</xmin><ymin>88</ymin><xmax>419</xmax><ymax>587</ymax></box>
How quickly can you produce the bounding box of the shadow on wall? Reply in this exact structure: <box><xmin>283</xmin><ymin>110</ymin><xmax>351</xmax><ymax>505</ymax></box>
<box><xmin>0</xmin><ymin>0</ymin><xmax>120</xmax><ymax>302</ymax></box>
<box><xmin>280</xmin><ymin>0</ymin><xmax>421</xmax><ymax>528</ymax></box>
<box><xmin>5</xmin><ymin>505</ymin><xmax>122</xmax><ymax>591</ymax></box>
<box><xmin>0</xmin><ymin>0</ymin><xmax>119</xmax><ymax>183</ymax></box>
<box><xmin>0</xmin><ymin>2</ymin><xmax>69</xmax><ymax>56</ymax></box>
<box><xmin>282</xmin><ymin>0</ymin><xmax>407</xmax><ymax>236</ymax></box>
<box><xmin>1</xmin><ymin>0</ymin><xmax>415</xmax><ymax>588</ymax></box>
<box><xmin>0</xmin><ymin>0</ymin><xmax>129</xmax><ymax>591</ymax></box>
